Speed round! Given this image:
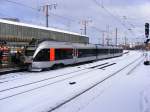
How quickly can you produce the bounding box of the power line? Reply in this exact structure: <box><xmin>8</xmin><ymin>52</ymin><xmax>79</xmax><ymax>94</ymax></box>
<box><xmin>2</xmin><ymin>0</ymin><xmax>110</xmax><ymax>37</ymax></box>
<box><xmin>0</xmin><ymin>9</ymin><xmax>17</xmax><ymax>19</ymax></box>
<box><xmin>94</xmin><ymin>0</ymin><xmax>142</xmax><ymax>44</ymax></box>
<box><xmin>4</xmin><ymin>0</ymin><xmax>75</xmax><ymax>23</ymax></box>
<box><xmin>5</xmin><ymin>0</ymin><xmax>36</xmax><ymax>10</ymax></box>
<box><xmin>2</xmin><ymin>0</ymin><xmax>79</xmax><ymax>30</ymax></box>
<box><xmin>90</xmin><ymin>26</ymin><xmax>106</xmax><ymax>32</ymax></box>
<box><xmin>92</xmin><ymin>0</ymin><xmax>132</xmax><ymax>32</ymax></box>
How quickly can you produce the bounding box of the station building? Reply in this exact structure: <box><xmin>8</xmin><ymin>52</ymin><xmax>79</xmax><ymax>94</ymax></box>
<box><xmin>0</xmin><ymin>19</ymin><xmax>89</xmax><ymax>68</ymax></box>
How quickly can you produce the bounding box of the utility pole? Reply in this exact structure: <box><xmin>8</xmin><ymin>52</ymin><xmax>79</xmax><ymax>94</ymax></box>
<box><xmin>106</xmin><ymin>25</ymin><xmax>111</xmax><ymax>46</ymax></box>
<box><xmin>106</xmin><ymin>38</ymin><xmax>111</xmax><ymax>46</ymax></box>
<box><xmin>102</xmin><ymin>31</ymin><xmax>105</xmax><ymax>46</ymax></box>
<box><xmin>80</xmin><ymin>20</ymin><xmax>92</xmax><ymax>35</ymax></box>
<box><xmin>80</xmin><ymin>28</ymin><xmax>83</xmax><ymax>35</ymax></box>
<box><xmin>124</xmin><ymin>36</ymin><xmax>127</xmax><ymax>49</ymax></box>
<box><xmin>115</xmin><ymin>28</ymin><xmax>118</xmax><ymax>46</ymax></box>
<box><xmin>40</xmin><ymin>4</ymin><xmax>57</xmax><ymax>27</ymax></box>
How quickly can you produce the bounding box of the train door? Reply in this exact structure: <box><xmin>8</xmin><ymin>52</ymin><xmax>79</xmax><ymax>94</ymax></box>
<box><xmin>73</xmin><ymin>48</ymin><xmax>78</xmax><ymax>63</ymax></box>
<box><xmin>54</xmin><ymin>48</ymin><xmax>75</xmax><ymax>65</ymax></box>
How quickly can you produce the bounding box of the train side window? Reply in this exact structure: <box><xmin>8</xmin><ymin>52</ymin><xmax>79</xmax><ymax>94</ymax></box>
<box><xmin>97</xmin><ymin>49</ymin><xmax>104</xmax><ymax>55</ymax></box>
<box><xmin>34</xmin><ymin>49</ymin><xmax>50</xmax><ymax>61</ymax></box>
<box><xmin>78</xmin><ymin>49</ymin><xmax>96</xmax><ymax>58</ymax></box>
<box><xmin>117</xmin><ymin>49</ymin><xmax>119</xmax><ymax>53</ymax></box>
<box><xmin>97</xmin><ymin>49</ymin><xmax>109</xmax><ymax>54</ymax></box>
<box><xmin>104</xmin><ymin>49</ymin><xmax>108</xmax><ymax>54</ymax></box>
<box><xmin>55</xmin><ymin>48</ymin><xmax>73</xmax><ymax>60</ymax></box>
<box><xmin>115</xmin><ymin>49</ymin><xmax>118</xmax><ymax>53</ymax></box>
<box><xmin>110</xmin><ymin>49</ymin><xmax>114</xmax><ymax>54</ymax></box>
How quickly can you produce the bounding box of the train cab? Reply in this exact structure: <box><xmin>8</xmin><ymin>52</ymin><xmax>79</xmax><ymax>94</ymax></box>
<box><xmin>31</xmin><ymin>41</ymin><xmax>75</xmax><ymax>70</ymax></box>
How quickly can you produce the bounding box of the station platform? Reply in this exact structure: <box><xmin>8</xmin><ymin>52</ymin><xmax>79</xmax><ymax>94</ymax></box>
<box><xmin>0</xmin><ymin>67</ymin><xmax>25</xmax><ymax>75</ymax></box>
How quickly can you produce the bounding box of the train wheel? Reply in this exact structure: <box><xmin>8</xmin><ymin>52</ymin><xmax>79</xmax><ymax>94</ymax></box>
<box><xmin>52</xmin><ymin>64</ymin><xmax>64</xmax><ymax>70</ymax></box>
<box><xmin>27</xmin><ymin>64</ymin><xmax>32</xmax><ymax>71</ymax></box>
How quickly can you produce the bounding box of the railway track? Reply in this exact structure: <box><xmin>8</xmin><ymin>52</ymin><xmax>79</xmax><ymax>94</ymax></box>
<box><xmin>0</xmin><ymin>53</ymin><xmax>140</xmax><ymax>102</ymax></box>
<box><xmin>0</xmin><ymin>52</ymin><xmax>144</xmax><ymax>112</ymax></box>
<box><xmin>0</xmin><ymin>52</ymin><xmax>132</xmax><ymax>94</ymax></box>
<box><xmin>0</xmin><ymin>55</ymin><xmax>143</xmax><ymax>102</ymax></box>
<box><xmin>49</xmin><ymin>55</ymin><xmax>144</xmax><ymax>112</ymax></box>
<box><xmin>0</xmin><ymin>52</ymin><xmax>130</xmax><ymax>84</ymax></box>
<box><xmin>0</xmin><ymin>62</ymin><xmax>116</xmax><ymax>101</ymax></box>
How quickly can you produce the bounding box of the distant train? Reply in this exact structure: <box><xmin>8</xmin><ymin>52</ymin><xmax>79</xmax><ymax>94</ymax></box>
<box><xmin>24</xmin><ymin>41</ymin><xmax>123</xmax><ymax>71</ymax></box>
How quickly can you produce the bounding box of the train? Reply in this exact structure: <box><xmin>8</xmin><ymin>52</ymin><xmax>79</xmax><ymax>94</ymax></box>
<box><xmin>23</xmin><ymin>41</ymin><xmax>123</xmax><ymax>71</ymax></box>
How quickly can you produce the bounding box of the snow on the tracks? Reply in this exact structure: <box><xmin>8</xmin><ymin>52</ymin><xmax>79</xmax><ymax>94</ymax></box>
<box><xmin>55</xmin><ymin>51</ymin><xmax>150</xmax><ymax>112</ymax></box>
<box><xmin>0</xmin><ymin>51</ymin><xmax>147</xmax><ymax>112</ymax></box>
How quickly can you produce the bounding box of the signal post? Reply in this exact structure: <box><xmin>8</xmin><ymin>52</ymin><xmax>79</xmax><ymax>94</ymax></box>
<box><xmin>144</xmin><ymin>23</ymin><xmax>150</xmax><ymax>65</ymax></box>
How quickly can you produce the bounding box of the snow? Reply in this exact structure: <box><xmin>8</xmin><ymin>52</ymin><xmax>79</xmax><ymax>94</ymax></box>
<box><xmin>142</xmin><ymin>86</ymin><xmax>150</xmax><ymax>112</ymax></box>
<box><xmin>54</xmin><ymin>51</ymin><xmax>150</xmax><ymax>112</ymax></box>
<box><xmin>1</xmin><ymin>51</ymin><xmax>150</xmax><ymax>112</ymax></box>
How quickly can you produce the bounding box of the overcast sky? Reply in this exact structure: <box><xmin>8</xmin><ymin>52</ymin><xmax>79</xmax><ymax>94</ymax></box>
<box><xmin>0</xmin><ymin>0</ymin><xmax>150</xmax><ymax>44</ymax></box>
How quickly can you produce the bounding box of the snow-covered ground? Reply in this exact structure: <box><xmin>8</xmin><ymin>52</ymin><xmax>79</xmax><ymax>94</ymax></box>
<box><xmin>77</xmin><ymin>59</ymin><xmax>150</xmax><ymax>112</ymax></box>
<box><xmin>1</xmin><ymin>51</ymin><xmax>150</xmax><ymax>112</ymax></box>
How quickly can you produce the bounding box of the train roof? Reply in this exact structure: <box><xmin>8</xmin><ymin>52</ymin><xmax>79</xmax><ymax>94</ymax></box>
<box><xmin>96</xmin><ymin>44</ymin><xmax>122</xmax><ymax>49</ymax></box>
<box><xmin>72</xmin><ymin>43</ymin><xmax>96</xmax><ymax>48</ymax></box>
<box><xmin>37</xmin><ymin>41</ymin><xmax>122</xmax><ymax>49</ymax></box>
<box><xmin>0</xmin><ymin>19</ymin><xmax>85</xmax><ymax>37</ymax></box>
<box><xmin>38</xmin><ymin>41</ymin><xmax>73</xmax><ymax>49</ymax></box>
<box><xmin>40</xmin><ymin>41</ymin><xmax>96</xmax><ymax>48</ymax></box>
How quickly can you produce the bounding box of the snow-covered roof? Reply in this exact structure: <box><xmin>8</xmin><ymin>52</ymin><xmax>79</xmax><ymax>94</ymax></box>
<box><xmin>0</xmin><ymin>19</ymin><xmax>85</xmax><ymax>37</ymax></box>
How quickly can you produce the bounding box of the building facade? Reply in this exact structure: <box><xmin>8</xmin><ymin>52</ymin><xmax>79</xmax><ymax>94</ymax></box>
<box><xmin>0</xmin><ymin>19</ymin><xmax>89</xmax><ymax>68</ymax></box>
<box><xmin>0</xmin><ymin>19</ymin><xmax>89</xmax><ymax>45</ymax></box>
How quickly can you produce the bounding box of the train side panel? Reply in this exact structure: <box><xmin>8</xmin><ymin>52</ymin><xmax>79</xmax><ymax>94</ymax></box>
<box><xmin>73</xmin><ymin>43</ymin><xmax>97</xmax><ymax>63</ymax></box>
<box><xmin>27</xmin><ymin>41</ymin><xmax>123</xmax><ymax>71</ymax></box>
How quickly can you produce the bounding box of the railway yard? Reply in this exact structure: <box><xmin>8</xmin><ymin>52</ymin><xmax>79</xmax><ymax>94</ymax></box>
<box><xmin>1</xmin><ymin>0</ymin><xmax>150</xmax><ymax>112</ymax></box>
<box><xmin>0</xmin><ymin>51</ymin><xmax>150</xmax><ymax>112</ymax></box>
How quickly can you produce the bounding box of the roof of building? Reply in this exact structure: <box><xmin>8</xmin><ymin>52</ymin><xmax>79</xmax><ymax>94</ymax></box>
<box><xmin>0</xmin><ymin>19</ymin><xmax>86</xmax><ymax>37</ymax></box>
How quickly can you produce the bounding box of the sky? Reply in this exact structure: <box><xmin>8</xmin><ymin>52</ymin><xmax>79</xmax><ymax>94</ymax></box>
<box><xmin>0</xmin><ymin>0</ymin><xmax>150</xmax><ymax>44</ymax></box>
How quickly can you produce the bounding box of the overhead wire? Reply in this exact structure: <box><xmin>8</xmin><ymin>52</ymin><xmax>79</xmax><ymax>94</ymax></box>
<box><xmin>92</xmin><ymin>0</ymin><xmax>142</xmax><ymax>37</ymax></box>
<box><xmin>92</xmin><ymin>0</ymin><xmax>130</xmax><ymax>30</ymax></box>
<box><xmin>2</xmin><ymin>0</ymin><xmax>110</xmax><ymax>36</ymax></box>
<box><xmin>4</xmin><ymin>0</ymin><xmax>75</xmax><ymax>23</ymax></box>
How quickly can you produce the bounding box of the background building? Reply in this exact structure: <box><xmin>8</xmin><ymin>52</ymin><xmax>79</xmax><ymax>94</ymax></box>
<box><xmin>0</xmin><ymin>19</ymin><xmax>89</xmax><ymax>68</ymax></box>
<box><xmin>0</xmin><ymin>19</ymin><xmax>89</xmax><ymax>46</ymax></box>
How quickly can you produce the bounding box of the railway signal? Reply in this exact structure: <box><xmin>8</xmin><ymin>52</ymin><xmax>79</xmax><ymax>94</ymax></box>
<box><xmin>144</xmin><ymin>23</ymin><xmax>150</xmax><ymax>65</ymax></box>
<box><xmin>144</xmin><ymin>23</ymin><xmax>150</xmax><ymax>44</ymax></box>
<box><xmin>145</xmin><ymin>23</ymin><xmax>149</xmax><ymax>38</ymax></box>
